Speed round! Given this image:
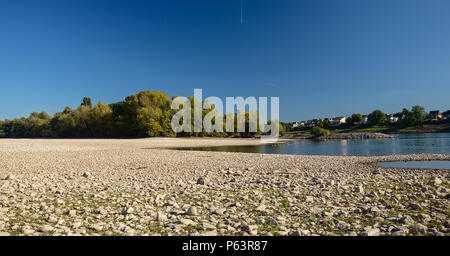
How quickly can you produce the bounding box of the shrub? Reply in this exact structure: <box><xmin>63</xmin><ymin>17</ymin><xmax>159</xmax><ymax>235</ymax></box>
<box><xmin>310</xmin><ymin>127</ymin><xmax>330</xmax><ymax>137</ymax></box>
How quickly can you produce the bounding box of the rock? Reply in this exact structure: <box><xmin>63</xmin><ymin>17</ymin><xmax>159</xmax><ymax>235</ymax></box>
<box><xmin>321</xmin><ymin>191</ymin><xmax>331</xmax><ymax>198</ymax></box>
<box><xmin>410</xmin><ymin>223</ymin><xmax>427</xmax><ymax>234</ymax></box>
<box><xmin>431</xmin><ymin>177</ymin><xmax>442</xmax><ymax>185</ymax></box>
<box><xmin>355</xmin><ymin>185</ymin><xmax>364</xmax><ymax>194</ymax></box>
<box><xmin>353</xmin><ymin>208</ymin><xmax>362</xmax><ymax>214</ymax></box>
<box><xmin>444</xmin><ymin>220</ymin><xmax>450</xmax><ymax>228</ymax></box>
<box><xmin>197</xmin><ymin>177</ymin><xmax>206</xmax><ymax>185</ymax></box>
<box><xmin>38</xmin><ymin>225</ymin><xmax>54</xmax><ymax>233</ymax></box>
<box><xmin>399</xmin><ymin>216</ymin><xmax>414</xmax><ymax>224</ymax></box>
<box><xmin>370</xmin><ymin>206</ymin><xmax>381</xmax><ymax>213</ymax></box>
<box><xmin>82</xmin><ymin>172</ymin><xmax>91</xmax><ymax>178</ymax></box>
<box><xmin>72</xmin><ymin>222</ymin><xmax>82</xmax><ymax>229</ymax></box>
<box><xmin>68</xmin><ymin>210</ymin><xmax>77</xmax><ymax>217</ymax></box>
<box><xmin>289</xmin><ymin>230</ymin><xmax>311</xmax><ymax>236</ymax></box>
<box><xmin>91</xmin><ymin>223</ymin><xmax>104</xmax><ymax>231</ymax></box>
<box><xmin>94</xmin><ymin>208</ymin><xmax>107</xmax><ymax>215</ymax></box>
<box><xmin>242</xmin><ymin>225</ymin><xmax>257</xmax><ymax>233</ymax></box>
<box><xmin>373</xmin><ymin>217</ymin><xmax>384</xmax><ymax>222</ymax></box>
<box><xmin>274</xmin><ymin>230</ymin><xmax>288</xmax><ymax>236</ymax></box>
<box><xmin>304</xmin><ymin>196</ymin><xmax>314</xmax><ymax>203</ymax></box>
<box><xmin>201</xmin><ymin>231</ymin><xmax>218</xmax><ymax>236</ymax></box>
<box><xmin>122</xmin><ymin>207</ymin><xmax>134</xmax><ymax>215</ymax></box>
<box><xmin>67</xmin><ymin>233</ymin><xmax>82</xmax><ymax>236</ymax></box>
<box><xmin>179</xmin><ymin>218</ymin><xmax>196</xmax><ymax>226</ymax></box>
<box><xmin>157</xmin><ymin>212</ymin><xmax>168</xmax><ymax>222</ymax></box>
<box><xmin>362</xmin><ymin>228</ymin><xmax>379</xmax><ymax>236</ymax></box>
<box><xmin>288</xmin><ymin>231</ymin><xmax>301</xmax><ymax>236</ymax></box>
<box><xmin>46</xmin><ymin>216</ymin><xmax>58</xmax><ymax>223</ymax></box>
<box><xmin>408</xmin><ymin>203</ymin><xmax>421</xmax><ymax>211</ymax></box>
<box><xmin>202</xmin><ymin>222</ymin><xmax>216</xmax><ymax>230</ymax></box>
<box><xmin>391</xmin><ymin>230</ymin><xmax>408</xmax><ymax>236</ymax></box>
<box><xmin>23</xmin><ymin>229</ymin><xmax>34</xmax><ymax>235</ymax></box>
<box><xmin>333</xmin><ymin>211</ymin><xmax>347</xmax><ymax>217</ymax></box>
<box><xmin>5</xmin><ymin>175</ymin><xmax>15</xmax><ymax>180</ymax></box>
<box><xmin>255</xmin><ymin>205</ymin><xmax>266</xmax><ymax>211</ymax></box>
<box><xmin>213</xmin><ymin>208</ymin><xmax>226</xmax><ymax>215</ymax></box>
<box><xmin>0</xmin><ymin>232</ymin><xmax>10</xmax><ymax>236</ymax></box>
<box><xmin>337</xmin><ymin>221</ymin><xmax>351</xmax><ymax>230</ymax></box>
<box><xmin>187</xmin><ymin>206</ymin><xmax>198</xmax><ymax>216</ymax></box>
<box><xmin>418</xmin><ymin>214</ymin><xmax>431</xmax><ymax>222</ymax></box>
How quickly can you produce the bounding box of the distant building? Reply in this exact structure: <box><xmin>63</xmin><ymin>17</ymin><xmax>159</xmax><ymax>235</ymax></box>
<box><xmin>329</xmin><ymin>116</ymin><xmax>346</xmax><ymax>126</ymax></box>
<box><xmin>362</xmin><ymin>115</ymin><xmax>369</xmax><ymax>124</ymax></box>
<box><xmin>443</xmin><ymin>110</ymin><xmax>450</xmax><ymax>119</ymax></box>
<box><xmin>386</xmin><ymin>114</ymin><xmax>399</xmax><ymax>122</ymax></box>
<box><xmin>290</xmin><ymin>121</ymin><xmax>306</xmax><ymax>128</ymax></box>
<box><xmin>427</xmin><ymin>110</ymin><xmax>442</xmax><ymax>120</ymax></box>
<box><xmin>305</xmin><ymin>119</ymin><xmax>317</xmax><ymax>128</ymax></box>
<box><xmin>393</xmin><ymin>112</ymin><xmax>404</xmax><ymax>120</ymax></box>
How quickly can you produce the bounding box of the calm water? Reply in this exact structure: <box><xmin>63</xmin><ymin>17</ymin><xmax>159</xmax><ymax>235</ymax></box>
<box><xmin>174</xmin><ymin>133</ymin><xmax>450</xmax><ymax>156</ymax></box>
<box><xmin>378</xmin><ymin>161</ymin><xmax>450</xmax><ymax>170</ymax></box>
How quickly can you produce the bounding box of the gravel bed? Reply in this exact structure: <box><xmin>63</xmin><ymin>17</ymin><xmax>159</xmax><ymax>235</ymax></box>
<box><xmin>0</xmin><ymin>138</ymin><xmax>448</xmax><ymax>236</ymax></box>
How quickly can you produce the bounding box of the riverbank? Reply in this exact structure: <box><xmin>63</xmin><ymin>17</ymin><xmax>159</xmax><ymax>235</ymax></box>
<box><xmin>315</xmin><ymin>132</ymin><xmax>394</xmax><ymax>140</ymax></box>
<box><xmin>0</xmin><ymin>138</ymin><xmax>448</xmax><ymax>236</ymax></box>
<box><xmin>286</xmin><ymin>122</ymin><xmax>450</xmax><ymax>137</ymax></box>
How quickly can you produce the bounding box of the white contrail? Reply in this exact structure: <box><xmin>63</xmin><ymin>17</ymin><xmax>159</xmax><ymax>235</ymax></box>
<box><xmin>241</xmin><ymin>0</ymin><xmax>243</xmax><ymax>24</ymax></box>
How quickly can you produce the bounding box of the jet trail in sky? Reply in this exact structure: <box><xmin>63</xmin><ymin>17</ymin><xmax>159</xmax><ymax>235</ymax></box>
<box><xmin>241</xmin><ymin>0</ymin><xmax>244</xmax><ymax>24</ymax></box>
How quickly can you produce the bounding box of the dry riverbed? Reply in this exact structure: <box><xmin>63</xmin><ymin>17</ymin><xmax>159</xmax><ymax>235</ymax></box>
<box><xmin>0</xmin><ymin>138</ymin><xmax>449</xmax><ymax>236</ymax></box>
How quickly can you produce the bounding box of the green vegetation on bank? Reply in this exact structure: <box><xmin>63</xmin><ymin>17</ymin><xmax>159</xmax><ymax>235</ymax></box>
<box><xmin>285</xmin><ymin>106</ymin><xmax>450</xmax><ymax>136</ymax></box>
<box><xmin>310</xmin><ymin>127</ymin><xmax>330</xmax><ymax>137</ymax></box>
<box><xmin>0</xmin><ymin>91</ymin><xmax>284</xmax><ymax>138</ymax></box>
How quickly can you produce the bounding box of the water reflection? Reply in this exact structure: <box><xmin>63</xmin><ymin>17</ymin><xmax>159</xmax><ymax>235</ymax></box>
<box><xmin>172</xmin><ymin>133</ymin><xmax>450</xmax><ymax>156</ymax></box>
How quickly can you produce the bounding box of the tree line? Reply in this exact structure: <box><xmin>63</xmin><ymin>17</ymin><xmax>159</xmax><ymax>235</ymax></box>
<box><xmin>290</xmin><ymin>105</ymin><xmax>433</xmax><ymax>134</ymax></box>
<box><xmin>0</xmin><ymin>91</ymin><xmax>284</xmax><ymax>138</ymax></box>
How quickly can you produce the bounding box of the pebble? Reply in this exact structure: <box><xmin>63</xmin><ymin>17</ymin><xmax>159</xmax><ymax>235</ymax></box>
<box><xmin>38</xmin><ymin>225</ymin><xmax>54</xmax><ymax>233</ymax></box>
<box><xmin>197</xmin><ymin>178</ymin><xmax>205</xmax><ymax>185</ymax></box>
<box><xmin>187</xmin><ymin>206</ymin><xmax>198</xmax><ymax>216</ymax></box>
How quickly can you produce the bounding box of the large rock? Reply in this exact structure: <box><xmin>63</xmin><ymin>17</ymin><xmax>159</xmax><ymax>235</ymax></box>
<box><xmin>187</xmin><ymin>206</ymin><xmax>198</xmax><ymax>216</ymax></box>
<box><xmin>410</xmin><ymin>223</ymin><xmax>427</xmax><ymax>235</ymax></box>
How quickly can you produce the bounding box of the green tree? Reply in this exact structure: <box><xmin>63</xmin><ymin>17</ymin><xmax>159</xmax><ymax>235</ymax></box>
<box><xmin>368</xmin><ymin>110</ymin><xmax>386</xmax><ymax>126</ymax></box>
<box><xmin>81</xmin><ymin>97</ymin><xmax>92</xmax><ymax>108</ymax></box>
<box><xmin>50</xmin><ymin>110</ymin><xmax>77</xmax><ymax>138</ymax></box>
<box><xmin>348</xmin><ymin>113</ymin><xmax>363</xmax><ymax>125</ymax></box>
<box><xmin>315</xmin><ymin>119</ymin><xmax>324</xmax><ymax>128</ymax></box>
<box><xmin>90</xmin><ymin>102</ymin><xmax>113</xmax><ymax>137</ymax></box>
<box><xmin>411</xmin><ymin>105</ymin><xmax>426</xmax><ymax>125</ymax></box>
<box><xmin>310</xmin><ymin>127</ymin><xmax>330</xmax><ymax>137</ymax></box>
<box><xmin>120</xmin><ymin>91</ymin><xmax>172</xmax><ymax>137</ymax></box>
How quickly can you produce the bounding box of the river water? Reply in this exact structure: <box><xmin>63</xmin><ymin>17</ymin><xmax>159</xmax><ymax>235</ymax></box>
<box><xmin>174</xmin><ymin>133</ymin><xmax>450</xmax><ymax>156</ymax></box>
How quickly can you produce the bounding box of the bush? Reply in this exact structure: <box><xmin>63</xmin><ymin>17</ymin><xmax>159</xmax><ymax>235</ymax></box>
<box><xmin>310</xmin><ymin>127</ymin><xmax>330</xmax><ymax>137</ymax></box>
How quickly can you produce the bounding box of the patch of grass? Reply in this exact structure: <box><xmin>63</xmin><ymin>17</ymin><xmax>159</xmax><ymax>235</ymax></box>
<box><xmin>281</xmin><ymin>199</ymin><xmax>290</xmax><ymax>208</ymax></box>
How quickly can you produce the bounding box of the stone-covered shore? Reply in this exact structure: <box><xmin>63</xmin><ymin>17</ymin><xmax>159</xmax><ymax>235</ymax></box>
<box><xmin>0</xmin><ymin>138</ymin><xmax>448</xmax><ymax>236</ymax></box>
<box><xmin>316</xmin><ymin>132</ymin><xmax>394</xmax><ymax>140</ymax></box>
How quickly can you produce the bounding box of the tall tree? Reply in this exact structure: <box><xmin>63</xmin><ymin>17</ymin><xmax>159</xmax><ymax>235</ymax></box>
<box><xmin>81</xmin><ymin>97</ymin><xmax>92</xmax><ymax>108</ymax></box>
<box><xmin>368</xmin><ymin>110</ymin><xmax>386</xmax><ymax>125</ymax></box>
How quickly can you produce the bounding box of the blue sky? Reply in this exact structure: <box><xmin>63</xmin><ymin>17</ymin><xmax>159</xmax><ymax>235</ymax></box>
<box><xmin>1</xmin><ymin>0</ymin><xmax>449</xmax><ymax>122</ymax></box>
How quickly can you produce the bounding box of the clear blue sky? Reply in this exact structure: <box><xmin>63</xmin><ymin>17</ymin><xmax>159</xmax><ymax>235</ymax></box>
<box><xmin>1</xmin><ymin>0</ymin><xmax>449</xmax><ymax>122</ymax></box>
